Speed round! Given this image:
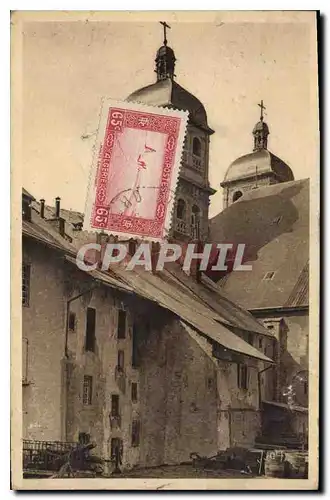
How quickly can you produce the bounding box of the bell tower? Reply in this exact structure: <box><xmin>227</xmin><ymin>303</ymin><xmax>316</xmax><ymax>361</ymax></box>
<box><xmin>221</xmin><ymin>101</ymin><xmax>294</xmax><ymax>209</ymax></box>
<box><xmin>127</xmin><ymin>22</ymin><xmax>216</xmax><ymax>242</ymax></box>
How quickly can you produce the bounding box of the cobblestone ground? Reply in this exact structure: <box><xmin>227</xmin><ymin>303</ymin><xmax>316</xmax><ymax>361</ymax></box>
<box><xmin>114</xmin><ymin>465</ymin><xmax>259</xmax><ymax>479</ymax></box>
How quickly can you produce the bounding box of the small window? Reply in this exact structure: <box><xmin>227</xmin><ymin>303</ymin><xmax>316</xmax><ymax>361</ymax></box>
<box><xmin>176</xmin><ymin>199</ymin><xmax>186</xmax><ymax>220</ymax></box>
<box><xmin>304</xmin><ymin>381</ymin><xmax>308</xmax><ymax>395</ymax></box>
<box><xmin>259</xmin><ymin>337</ymin><xmax>263</xmax><ymax>349</ymax></box>
<box><xmin>117</xmin><ymin>310</ymin><xmax>127</xmax><ymax>339</ymax></box>
<box><xmin>237</xmin><ymin>364</ymin><xmax>248</xmax><ymax>390</ymax></box>
<box><xmin>111</xmin><ymin>394</ymin><xmax>120</xmax><ymax>417</ymax></box>
<box><xmin>117</xmin><ymin>350</ymin><xmax>125</xmax><ymax>372</ymax></box>
<box><xmin>263</xmin><ymin>271</ymin><xmax>275</xmax><ymax>280</ymax></box>
<box><xmin>68</xmin><ymin>311</ymin><xmax>76</xmax><ymax>332</ymax></box>
<box><xmin>266</xmin><ymin>324</ymin><xmax>274</xmax><ymax>330</ymax></box>
<box><xmin>131</xmin><ymin>420</ymin><xmax>141</xmax><ymax>447</ymax></box>
<box><xmin>83</xmin><ymin>376</ymin><xmax>93</xmax><ymax>405</ymax></box>
<box><xmin>247</xmin><ymin>333</ymin><xmax>254</xmax><ymax>346</ymax></box>
<box><xmin>233</xmin><ymin>191</ymin><xmax>243</xmax><ymax>203</ymax></box>
<box><xmin>131</xmin><ymin>382</ymin><xmax>138</xmax><ymax>403</ymax></box>
<box><xmin>192</xmin><ymin>137</ymin><xmax>202</xmax><ymax>157</ymax></box>
<box><xmin>85</xmin><ymin>308</ymin><xmax>96</xmax><ymax>352</ymax></box>
<box><xmin>22</xmin><ymin>264</ymin><xmax>31</xmax><ymax>307</ymax></box>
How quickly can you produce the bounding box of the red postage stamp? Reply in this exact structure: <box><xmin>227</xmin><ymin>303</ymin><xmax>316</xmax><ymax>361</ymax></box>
<box><xmin>84</xmin><ymin>99</ymin><xmax>188</xmax><ymax>241</ymax></box>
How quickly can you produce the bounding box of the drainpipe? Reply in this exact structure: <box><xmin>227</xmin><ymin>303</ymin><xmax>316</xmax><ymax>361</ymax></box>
<box><xmin>257</xmin><ymin>365</ymin><xmax>274</xmax><ymax>409</ymax></box>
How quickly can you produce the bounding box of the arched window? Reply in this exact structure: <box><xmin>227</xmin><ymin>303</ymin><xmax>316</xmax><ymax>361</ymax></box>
<box><xmin>192</xmin><ymin>137</ymin><xmax>202</xmax><ymax>157</ymax></box>
<box><xmin>191</xmin><ymin>205</ymin><xmax>201</xmax><ymax>239</ymax></box>
<box><xmin>233</xmin><ymin>190</ymin><xmax>243</xmax><ymax>203</ymax></box>
<box><xmin>176</xmin><ymin>199</ymin><xmax>186</xmax><ymax>220</ymax></box>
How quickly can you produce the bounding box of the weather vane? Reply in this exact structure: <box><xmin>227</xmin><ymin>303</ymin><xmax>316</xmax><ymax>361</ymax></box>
<box><xmin>159</xmin><ymin>21</ymin><xmax>171</xmax><ymax>46</ymax></box>
<box><xmin>258</xmin><ymin>99</ymin><xmax>266</xmax><ymax>121</ymax></box>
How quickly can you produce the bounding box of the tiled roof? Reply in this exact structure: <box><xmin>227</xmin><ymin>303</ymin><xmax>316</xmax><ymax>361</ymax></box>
<box><xmin>22</xmin><ymin>188</ymin><xmax>36</xmax><ymax>200</ymax></box>
<box><xmin>106</xmin><ymin>264</ymin><xmax>273</xmax><ymax>362</ymax></box>
<box><xmin>209</xmin><ymin>179</ymin><xmax>309</xmax><ymax>310</ymax></box>
<box><xmin>284</xmin><ymin>260</ymin><xmax>309</xmax><ymax>307</ymax></box>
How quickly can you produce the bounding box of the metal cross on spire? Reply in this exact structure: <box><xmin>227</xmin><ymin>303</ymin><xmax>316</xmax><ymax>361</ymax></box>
<box><xmin>258</xmin><ymin>99</ymin><xmax>266</xmax><ymax>121</ymax></box>
<box><xmin>159</xmin><ymin>21</ymin><xmax>171</xmax><ymax>46</ymax></box>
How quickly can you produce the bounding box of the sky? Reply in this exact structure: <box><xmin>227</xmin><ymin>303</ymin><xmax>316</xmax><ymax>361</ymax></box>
<box><xmin>19</xmin><ymin>11</ymin><xmax>318</xmax><ymax>218</ymax></box>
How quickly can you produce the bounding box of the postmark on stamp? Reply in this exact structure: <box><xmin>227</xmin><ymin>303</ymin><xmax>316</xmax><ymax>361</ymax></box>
<box><xmin>84</xmin><ymin>99</ymin><xmax>188</xmax><ymax>241</ymax></box>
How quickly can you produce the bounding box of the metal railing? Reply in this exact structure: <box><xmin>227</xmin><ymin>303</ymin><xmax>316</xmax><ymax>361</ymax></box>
<box><xmin>23</xmin><ymin>440</ymin><xmax>78</xmax><ymax>471</ymax></box>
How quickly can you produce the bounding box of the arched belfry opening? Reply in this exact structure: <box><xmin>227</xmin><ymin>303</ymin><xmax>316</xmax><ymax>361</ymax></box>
<box><xmin>192</xmin><ymin>137</ymin><xmax>202</xmax><ymax>157</ymax></box>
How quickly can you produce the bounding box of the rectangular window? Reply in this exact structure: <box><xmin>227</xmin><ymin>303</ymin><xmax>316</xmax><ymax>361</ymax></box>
<box><xmin>117</xmin><ymin>310</ymin><xmax>126</xmax><ymax>339</ymax></box>
<box><xmin>131</xmin><ymin>420</ymin><xmax>140</xmax><ymax>447</ymax></box>
<box><xmin>22</xmin><ymin>264</ymin><xmax>31</xmax><ymax>307</ymax></box>
<box><xmin>259</xmin><ymin>337</ymin><xmax>263</xmax><ymax>349</ymax></box>
<box><xmin>131</xmin><ymin>382</ymin><xmax>138</xmax><ymax>403</ymax></box>
<box><xmin>68</xmin><ymin>311</ymin><xmax>76</xmax><ymax>332</ymax></box>
<box><xmin>22</xmin><ymin>337</ymin><xmax>28</xmax><ymax>383</ymax></box>
<box><xmin>83</xmin><ymin>375</ymin><xmax>93</xmax><ymax>405</ymax></box>
<box><xmin>111</xmin><ymin>394</ymin><xmax>120</xmax><ymax>417</ymax></box>
<box><xmin>237</xmin><ymin>364</ymin><xmax>248</xmax><ymax>390</ymax></box>
<box><xmin>132</xmin><ymin>323</ymin><xmax>139</xmax><ymax>368</ymax></box>
<box><xmin>117</xmin><ymin>350</ymin><xmax>125</xmax><ymax>372</ymax></box>
<box><xmin>85</xmin><ymin>307</ymin><xmax>96</xmax><ymax>352</ymax></box>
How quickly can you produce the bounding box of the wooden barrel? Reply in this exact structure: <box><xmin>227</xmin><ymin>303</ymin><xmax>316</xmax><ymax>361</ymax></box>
<box><xmin>264</xmin><ymin>451</ymin><xmax>286</xmax><ymax>478</ymax></box>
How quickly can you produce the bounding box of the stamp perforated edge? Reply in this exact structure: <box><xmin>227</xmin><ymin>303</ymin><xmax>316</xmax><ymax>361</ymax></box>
<box><xmin>83</xmin><ymin>98</ymin><xmax>189</xmax><ymax>242</ymax></box>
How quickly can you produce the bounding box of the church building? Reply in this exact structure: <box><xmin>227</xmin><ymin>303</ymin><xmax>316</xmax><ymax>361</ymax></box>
<box><xmin>210</xmin><ymin>103</ymin><xmax>309</xmax><ymax>447</ymax></box>
<box><xmin>127</xmin><ymin>22</ymin><xmax>215</xmax><ymax>242</ymax></box>
<box><xmin>220</xmin><ymin>101</ymin><xmax>294</xmax><ymax>208</ymax></box>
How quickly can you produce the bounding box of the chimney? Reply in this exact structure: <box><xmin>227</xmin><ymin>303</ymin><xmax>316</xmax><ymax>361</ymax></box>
<box><xmin>55</xmin><ymin>197</ymin><xmax>61</xmax><ymax>218</ymax></box>
<box><xmin>59</xmin><ymin>218</ymin><xmax>65</xmax><ymax>237</ymax></box>
<box><xmin>40</xmin><ymin>199</ymin><xmax>45</xmax><ymax>218</ymax></box>
<box><xmin>128</xmin><ymin>239</ymin><xmax>137</xmax><ymax>257</ymax></box>
<box><xmin>151</xmin><ymin>241</ymin><xmax>160</xmax><ymax>273</ymax></box>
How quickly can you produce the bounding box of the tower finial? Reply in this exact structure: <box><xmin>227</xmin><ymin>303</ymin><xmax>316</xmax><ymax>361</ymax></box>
<box><xmin>258</xmin><ymin>99</ymin><xmax>266</xmax><ymax>121</ymax></box>
<box><xmin>253</xmin><ymin>100</ymin><xmax>269</xmax><ymax>151</ymax></box>
<box><xmin>155</xmin><ymin>22</ymin><xmax>176</xmax><ymax>81</ymax></box>
<box><xmin>160</xmin><ymin>21</ymin><xmax>171</xmax><ymax>46</ymax></box>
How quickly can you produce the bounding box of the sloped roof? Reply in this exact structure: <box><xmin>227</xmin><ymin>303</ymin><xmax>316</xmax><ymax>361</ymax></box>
<box><xmin>106</xmin><ymin>264</ymin><xmax>272</xmax><ymax>362</ymax></box>
<box><xmin>209</xmin><ymin>178</ymin><xmax>309</xmax><ymax>310</ymax></box>
<box><xmin>31</xmin><ymin>201</ymin><xmax>84</xmax><ymax>226</ymax></box>
<box><xmin>22</xmin><ymin>188</ymin><xmax>36</xmax><ymax>200</ymax></box>
<box><xmin>22</xmin><ymin>190</ymin><xmax>272</xmax><ymax>361</ymax></box>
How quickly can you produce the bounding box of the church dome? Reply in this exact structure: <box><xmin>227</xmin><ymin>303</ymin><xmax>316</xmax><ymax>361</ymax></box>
<box><xmin>127</xmin><ymin>78</ymin><xmax>213</xmax><ymax>133</ymax></box>
<box><xmin>222</xmin><ymin>149</ymin><xmax>294</xmax><ymax>184</ymax></box>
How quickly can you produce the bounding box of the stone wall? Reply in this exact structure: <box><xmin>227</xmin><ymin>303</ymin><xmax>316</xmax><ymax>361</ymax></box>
<box><xmin>22</xmin><ymin>238</ymin><xmax>66</xmax><ymax>441</ymax></box>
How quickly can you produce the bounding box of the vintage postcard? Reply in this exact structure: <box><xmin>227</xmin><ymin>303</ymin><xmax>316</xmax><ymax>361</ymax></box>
<box><xmin>11</xmin><ymin>11</ymin><xmax>319</xmax><ymax>490</ymax></box>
